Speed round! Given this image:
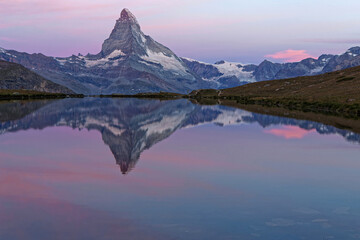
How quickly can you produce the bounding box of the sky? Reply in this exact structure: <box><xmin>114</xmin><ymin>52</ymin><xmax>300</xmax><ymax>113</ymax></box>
<box><xmin>1</xmin><ymin>0</ymin><xmax>360</xmax><ymax>64</ymax></box>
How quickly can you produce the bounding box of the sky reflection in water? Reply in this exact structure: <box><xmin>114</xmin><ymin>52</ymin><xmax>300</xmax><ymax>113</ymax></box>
<box><xmin>0</xmin><ymin>98</ymin><xmax>359</xmax><ymax>240</ymax></box>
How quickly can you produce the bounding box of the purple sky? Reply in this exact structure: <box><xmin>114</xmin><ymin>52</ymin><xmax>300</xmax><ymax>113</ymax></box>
<box><xmin>1</xmin><ymin>0</ymin><xmax>360</xmax><ymax>63</ymax></box>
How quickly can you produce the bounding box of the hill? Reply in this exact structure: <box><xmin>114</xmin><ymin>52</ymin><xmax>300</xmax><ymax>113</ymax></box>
<box><xmin>0</xmin><ymin>60</ymin><xmax>74</xmax><ymax>94</ymax></box>
<box><xmin>190</xmin><ymin>65</ymin><xmax>360</xmax><ymax>117</ymax></box>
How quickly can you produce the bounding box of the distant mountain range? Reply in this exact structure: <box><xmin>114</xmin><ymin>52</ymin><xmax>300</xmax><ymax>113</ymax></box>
<box><xmin>0</xmin><ymin>8</ymin><xmax>360</xmax><ymax>94</ymax></box>
<box><xmin>0</xmin><ymin>60</ymin><xmax>73</xmax><ymax>94</ymax></box>
<box><xmin>182</xmin><ymin>47</ymin><xmax>360</xmax><ymax>88</ymax></box>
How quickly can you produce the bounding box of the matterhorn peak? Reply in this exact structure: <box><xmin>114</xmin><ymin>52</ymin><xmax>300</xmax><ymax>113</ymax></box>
<box><xmin>99</xmin><ymin>8</ymin><xmax>145</xmax><ymax>56</ymax></box>
<box><xmin>119</xmin><ymin>8</ymin><xmax>138</xmax><ymax>24</ymax></box>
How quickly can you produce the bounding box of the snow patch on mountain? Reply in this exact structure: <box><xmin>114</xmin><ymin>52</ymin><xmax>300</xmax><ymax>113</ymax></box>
<box><xmin>0</xmin><ymin>48</ymin><xmax>17</xmax><ymax>58</ymax></box>
<box><xmin>56</xmin><ymin>49</ymin><xmax>126</xmax><ymax>68</ymax></box>
<box><xmin>310</xmin><ymin>66</ymin><xmax>324</xmax><ymax>74</ymax></box>
<box><xmin>347</xmin><ymin>52</ymin><xmax>358</xmax><ymax>57</ymax></box>
<box><xmin>142</xmin><ymin>50</ymin><xmax>188</xmax><ymax>76</ymax></box>
<box><xmin>84</xmin><ymin>53</ymin><xmax>123</xmax><ymax>68</ymax></box>
<box><xmin>214</xmin><ymin>61</ymin><xmax>255</xmax><ymax>81</ymax></box>
<box><xmin>107</xmin><ymin>49</ymin><xmax>126</xmax><ymax>58</ymax></box>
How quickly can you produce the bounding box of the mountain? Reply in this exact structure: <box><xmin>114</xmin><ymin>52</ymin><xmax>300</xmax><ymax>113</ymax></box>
<box><xmin>322</xmin><ymin>47</ymin><xmax>360</xmax><ymax>72</ymax></box>
<box><xmin>0</xmin><ymin>60</ymin><xmax>74</xmax><ymax>94</ymax></box>
<box><xmin>1</xmin><ymin>8</ymin><xmax>360</xmax><ymax>94</ymax></box>
<box><xmin>0</xmin><ymin>98</ymin><xmax>358</xmax><ymax>174</ymax></box>
<box><xmin>0</xmin><ymin>9</ymin><xmax>204</xmax><ymax>94</ymax></box>
<box><xmin>182</xmin><ymin>47</ymin><xmax>360</xmax><ymax>88</ymax></box>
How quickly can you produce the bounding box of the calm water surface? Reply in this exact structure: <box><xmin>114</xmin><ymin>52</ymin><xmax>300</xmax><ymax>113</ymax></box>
<box><xmin>0</xmin><ymin>98</ymin><xmax>359</xmax><ymax>240</ymax></box>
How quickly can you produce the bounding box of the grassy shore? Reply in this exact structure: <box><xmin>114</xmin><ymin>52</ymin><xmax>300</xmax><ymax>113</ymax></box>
<box><xmin>0</xmin><ymin>89</ymin><xmax>84</xmax><ymax>100</ymax></box>
<box><xmin>188</xmin><ymin>66</ymin><xmax>360</xmax><ymax>119</ymax></box>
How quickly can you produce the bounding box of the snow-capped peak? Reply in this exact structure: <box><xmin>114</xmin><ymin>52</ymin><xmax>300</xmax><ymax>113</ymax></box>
<box><xmin>345</xmin><ymin>46</ymin><xmax>360</xmax><ymax>57</ymax></box>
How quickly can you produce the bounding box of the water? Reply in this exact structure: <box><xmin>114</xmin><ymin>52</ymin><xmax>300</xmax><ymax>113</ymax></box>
<box><xmin>0</xmin><ymin>98</ymin><xmax>359</xmax><ymax>240</ymax></box>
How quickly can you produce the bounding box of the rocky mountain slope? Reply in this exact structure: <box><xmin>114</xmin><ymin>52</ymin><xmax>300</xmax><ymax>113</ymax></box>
<box><xmin>0</xmin><ymin>60</ymin><xmax>74</xmax><ymax>93</ymax></box>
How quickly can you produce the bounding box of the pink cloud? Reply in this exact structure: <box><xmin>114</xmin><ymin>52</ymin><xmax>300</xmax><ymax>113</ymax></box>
<box><xmin>265</xmin><ymin>49</ymin><xmax>315</xmax><ymax>62</ymax></box>
<box><xmin>264</xmin><ymin>126</ymin><xmax>315</xmax><ymax>139</ymax></box>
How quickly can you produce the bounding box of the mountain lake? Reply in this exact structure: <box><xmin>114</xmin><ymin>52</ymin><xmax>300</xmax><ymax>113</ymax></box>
<box><xmin>0</xmin><ymin>98</ymin><xmax>359</xmax><ymax>240</ymax></box>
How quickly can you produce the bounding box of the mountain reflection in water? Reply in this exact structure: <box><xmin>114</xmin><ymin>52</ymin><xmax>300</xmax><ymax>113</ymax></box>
<box><xmin>0</xmin><ymin>98</ymin><xmax>359</xmax><ymax>174</ymax></box>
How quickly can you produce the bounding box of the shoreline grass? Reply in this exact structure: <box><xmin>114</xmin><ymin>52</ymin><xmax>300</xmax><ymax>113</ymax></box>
<box><xmin>188</xmin><ymin>95</ymin><xmax>360</xmax><ymax>119</ymax></box>
<box><xmin>0</xmin><ymin>90</ymin><xmax>84</xmax><ymax>100</ymax></box>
